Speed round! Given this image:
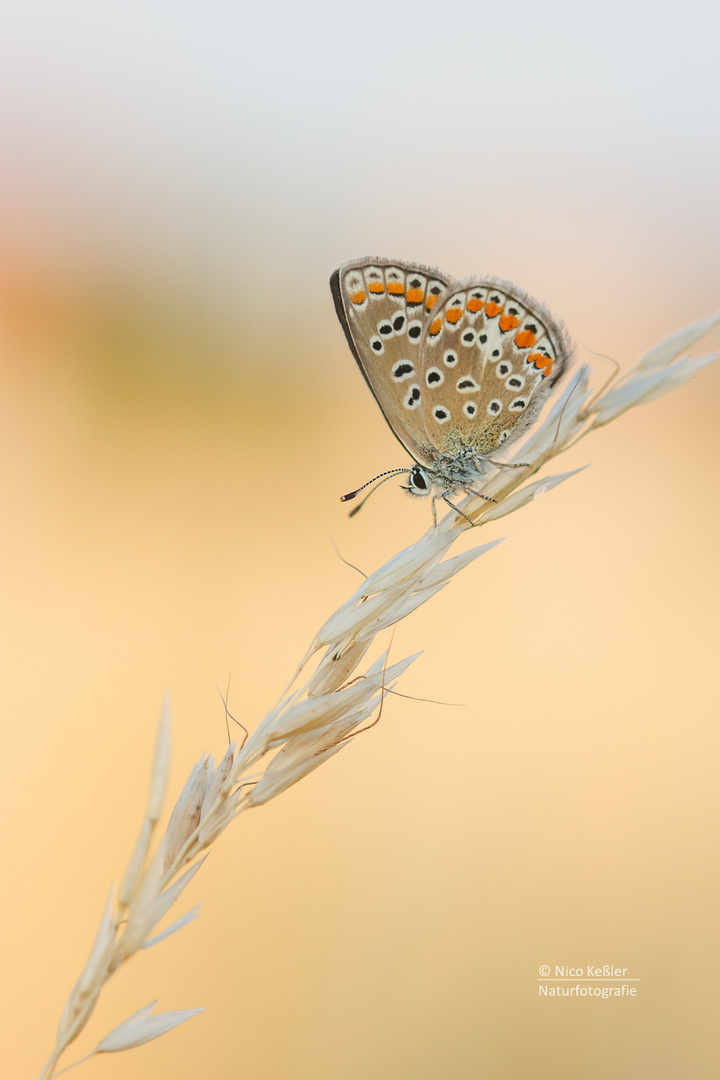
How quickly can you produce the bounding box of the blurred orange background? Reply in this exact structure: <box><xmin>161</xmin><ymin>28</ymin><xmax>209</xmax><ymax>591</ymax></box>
<box><xmin>1</xmin><ymin>3</ymin><xmax>719</xmax><ymax>1078</ymax></box>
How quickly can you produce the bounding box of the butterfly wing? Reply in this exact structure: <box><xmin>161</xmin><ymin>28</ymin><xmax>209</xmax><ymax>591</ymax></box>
<box><xmin>418</xmin><ymin>277</ymin><xmax>573</xmax><ymax>458</ymax></box>
<box><xmin>331</xmin><ymin>258</ymin><xmax>453</xmax><ymax>466</ymax></box>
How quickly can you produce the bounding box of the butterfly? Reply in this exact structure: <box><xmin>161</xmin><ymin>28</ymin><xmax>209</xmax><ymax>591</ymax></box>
<box><xmin>331</xmin><ymin>257</ymin><xmax>573</xmax><ymax>515</ymax></box>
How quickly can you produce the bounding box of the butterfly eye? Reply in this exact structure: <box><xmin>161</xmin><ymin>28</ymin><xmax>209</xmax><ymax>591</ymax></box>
<box><xmin>407</xmin><ymin>466</ymin><xmax>430</xmax><ymax>495</ymax></box>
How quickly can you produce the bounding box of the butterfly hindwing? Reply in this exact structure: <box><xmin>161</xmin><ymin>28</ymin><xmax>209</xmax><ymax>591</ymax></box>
<box><xmin>419</xmin><ymin>278</ymin><xmax>572</xmax><ymax>458</ymax></box>
<box><xmin>331</xmin><ymin>258</ymin><xmax>453</xmax><ymax>466</ymax></box>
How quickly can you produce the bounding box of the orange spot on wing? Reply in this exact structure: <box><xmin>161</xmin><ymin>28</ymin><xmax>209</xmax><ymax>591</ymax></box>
<box><xmin>387</xmin><ymin>281</ymin><xmax>405</xmax><ymax>295</ymax></box>
<box><xmin>445</xmin><ymin>307</ymin><xmax>463</xmax><ymax>325</ymax></box>
<box><xmin>499</xmin><ymin>313</ymin><xmax>520</xmax><ymax>332</ymax></box>
<box><xmin>484</xmin><ymin>301</ymin><xmax>502</xmax><ymax>318</ymax></box>
<box><xmin>350</xmin><ymin>290</ymin><xmax>367</xmax><ymax>306</ymax></box>
<box><xmin>428</xmin><ymin>316</ymin><xmax>443</xmax><ymax>337</ymax></box>
<box><xmin>466</xmin><ymin>297</ymin><xmax>484</xmax><ymax>313</ymax></box>
<box><xmin>368</xmin><ymin>281</ymin><xmax>385</xmax><ymax>294</ymax></box>
<box><xmin>406</xmin><ymin>287</ymin><xmax>424</xmax><ymax>304</ymax></box>
<box><xmin>530</xmin><ymin>353</ymin><xmax>554</xmax><ymax>377</ymax></box>
<box><xmin>426</xmin><ymin>293</ymin><xmax>439</xmax><ymax>310</ymax></box>
<box><xmin>514</xmin><ymin>329</ymin><xmax>536</xmax><ymax>348</ymax></box>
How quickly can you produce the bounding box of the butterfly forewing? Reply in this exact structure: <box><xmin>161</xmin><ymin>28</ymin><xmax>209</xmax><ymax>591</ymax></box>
<box><xmin>419</xmin><ymin>278</ymin><xmax>572</xmax><ymax>458</ymax></box>
<box><xmin>331</xmin><ymin>258</ymin><xmax>453</xmax><ymax>466</ymax></box>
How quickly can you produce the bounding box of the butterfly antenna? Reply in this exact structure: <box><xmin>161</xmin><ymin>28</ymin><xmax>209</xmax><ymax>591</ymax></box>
<box><xmin>345</xmin><ymin>471</ymin><xmax>409</xmax><ymax>518</ymax></box>
<box><xmin>341</xmin><ymin>468</ymin><xmax>409</xmax><ymax>508</ymax></box>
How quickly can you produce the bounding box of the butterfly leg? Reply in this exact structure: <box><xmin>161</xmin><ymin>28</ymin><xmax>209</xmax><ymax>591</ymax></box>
<box><xmin>481</xmin><ymin>456</ymin><xmax>530</xmax><ymax>469</ymax></box>
<box><xmin>459</xmin><ymin>485</ymin><xmax>496</xmax><ymax>505</ymax></box>
<box><xmin>430</xmin><ymin>490</ymin><xmax>471</xmax><ymax>526</ymax></box>
<box><xmin>440</xmin><ymin>492</ymin><xmax>478</xmax><ymax>527</ymax></box>
<box><xmin>430</xmin><ymin>492</ymin><xmax>439</xmax><ymax>527</ymax></box>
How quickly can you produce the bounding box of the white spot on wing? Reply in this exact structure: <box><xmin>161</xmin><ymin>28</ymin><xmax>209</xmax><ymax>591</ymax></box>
<box><xmin>392</xmin><ymin>361</ymin><xmax>415</xmax><ymax>382</ymax></box>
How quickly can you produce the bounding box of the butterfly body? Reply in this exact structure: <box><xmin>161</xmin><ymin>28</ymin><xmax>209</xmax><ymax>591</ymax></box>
<box><xmin>331</xmin><ymin>257</ymin><xmax>573</xmax><ymax>502</ymax></box>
